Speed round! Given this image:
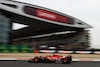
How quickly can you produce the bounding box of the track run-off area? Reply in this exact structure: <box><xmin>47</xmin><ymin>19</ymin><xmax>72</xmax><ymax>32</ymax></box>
<box><xmin>0</xmin><ymin>53</ymin><xmax>100</xmax><ymax>61</ymax></box>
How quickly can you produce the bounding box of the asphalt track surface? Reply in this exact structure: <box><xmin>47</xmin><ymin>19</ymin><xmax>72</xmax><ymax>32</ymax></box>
<box><xmin>0</xmin><ymin>61</ymin><xmax>100</xmax><ymax>67</ymax></box>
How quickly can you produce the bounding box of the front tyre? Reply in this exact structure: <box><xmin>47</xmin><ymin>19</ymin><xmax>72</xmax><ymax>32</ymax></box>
<box><xmin>34</xmin><ymin>57</ymin><xmax>39</xmax><ymax>63</ymax></box>
<box><xmin>63</xmin><ymin>58</ymin><xmax>68</xmax><ymax>63</ymax></box>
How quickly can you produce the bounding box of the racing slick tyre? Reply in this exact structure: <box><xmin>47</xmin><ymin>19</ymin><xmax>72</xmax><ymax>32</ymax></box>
<box><xmin>67</xmin><ymin>59</ymin><xmax>71</xmax><ymax>63</ymax></box>
<box><xmin>63</xmin><ymin>58</ymin><xmax>68</xmax><ymax>63</ymax></box>
<box><xmin>66</xmin><ymin>55</ymin><xmax>72</xmax><ymax>63</ymax></box>
<box><xmin>34</xmin><ymin>57</ymin><xmax>39</xmax><ymax>63</ymax></box>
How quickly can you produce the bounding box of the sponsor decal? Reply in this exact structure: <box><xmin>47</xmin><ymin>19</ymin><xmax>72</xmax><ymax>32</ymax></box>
<box><xmin>56</xmin><ymin>14</ymin><xmax>67</xmax><ymax>23</ymax></box>
<box><xmin>37</xmin><ymin>9</ymin><xmax>56</xmax><ymax>21</ymax></box>
<box><xmin>23</xmin><ymin>6</ymin><xmax>74</xmax><ymax>24</ymax></box>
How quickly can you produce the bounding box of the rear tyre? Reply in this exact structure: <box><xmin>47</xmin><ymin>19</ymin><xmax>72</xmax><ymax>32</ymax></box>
<box><xmin>67</xmin><ymin>55</ymin><xmax>72</xmax><ymax>63</ymax></box>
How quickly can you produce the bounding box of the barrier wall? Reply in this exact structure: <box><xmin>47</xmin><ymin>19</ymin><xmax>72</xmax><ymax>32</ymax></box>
<box><xmin>38</xmin><ymin>50</ymin><xmax>100</xmax><ymax>54</ymax></box>
<box><xmin>0</xmin><ymin>45</ymin><xmax>33</xmax><ymax>53</ymax></box>
<box><xmin>0</xmin><ymin>45</ymin><xmax>100</xmax><ymax>54</ymax></box>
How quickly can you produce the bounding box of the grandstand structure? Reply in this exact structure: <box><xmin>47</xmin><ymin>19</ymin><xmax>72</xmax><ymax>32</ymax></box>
<box><xmin>12</xmin><ymin>30</ymin><xmax>90</xmax><ymax>50</ymax></box>
<box><xmin>0</xmin><ymin>0</ymin><xmax>92</xmax><ymax>50</ymax></box>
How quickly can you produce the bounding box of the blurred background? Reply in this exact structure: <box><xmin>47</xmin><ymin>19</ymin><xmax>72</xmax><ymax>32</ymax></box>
<box><xmin>0</xmin><ymin>0</ymin><xmax>100</xmax><ymax>54</ymax></box>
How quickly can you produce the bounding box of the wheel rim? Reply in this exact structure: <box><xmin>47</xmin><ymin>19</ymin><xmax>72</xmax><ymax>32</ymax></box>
<box><xmin>34</xmin><ymin>58</ymin><xmax>38</xmax><ymax>62</ymax></box>
<box><xmin>63</xmin><ymin>59</ymin><xmax>67</xmax><ymax>62</ymax></box>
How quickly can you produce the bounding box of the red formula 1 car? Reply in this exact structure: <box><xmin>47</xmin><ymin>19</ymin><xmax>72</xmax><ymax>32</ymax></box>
<box><xmin>28</xmin><ymin>54</ymin><xmax>72</xmax><ymax>63</ymax></box>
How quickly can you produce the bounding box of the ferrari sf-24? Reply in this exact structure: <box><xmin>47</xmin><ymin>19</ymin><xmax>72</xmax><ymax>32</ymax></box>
<box><xmin>28</xmin><ymin>54</ymin><xmax>72</xmax><ymax>63</ymax></box>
